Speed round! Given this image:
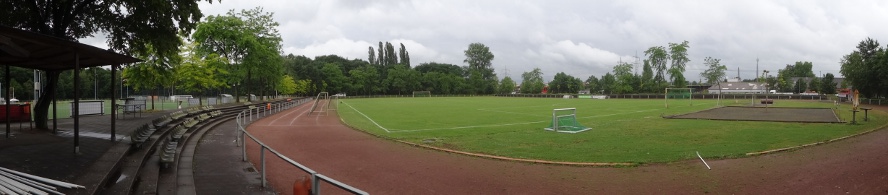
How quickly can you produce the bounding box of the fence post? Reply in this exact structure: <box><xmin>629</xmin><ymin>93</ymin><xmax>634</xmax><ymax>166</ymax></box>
<box><xmin>261</xmin><ymin>146</ymin><xmax>266</xmax><ymax>188</ymax></box>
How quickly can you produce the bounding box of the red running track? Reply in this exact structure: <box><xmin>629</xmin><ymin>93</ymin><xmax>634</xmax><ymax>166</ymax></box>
<box><xmin>245</xmin><ymin>101</ymin><xmax>888</xmax><ymax>194</ymax></box>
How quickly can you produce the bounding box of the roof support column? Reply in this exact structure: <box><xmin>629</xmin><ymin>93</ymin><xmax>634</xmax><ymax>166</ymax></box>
<box><xmin>5</xmin><ymin>65</ymin><xmax>9</xmax><ymax>138</ymax></box>
<box><xmin>111</xmin><ymin>64</ymin><xmax>117</xmax><ymax>141</ymax></box>
<box><xmin>74</xmin><ymin>52</ymin><xmax>80</xmax><ymax>154</ymax></box>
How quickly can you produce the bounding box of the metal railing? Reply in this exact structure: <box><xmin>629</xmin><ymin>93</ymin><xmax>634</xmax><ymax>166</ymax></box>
<box><xmin>235</xmin><ymin>98</ymin><xmax>368</xmax><ymax>195</ymax></box>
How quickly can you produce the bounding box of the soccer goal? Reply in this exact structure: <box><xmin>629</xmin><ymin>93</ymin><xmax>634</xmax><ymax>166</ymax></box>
<box><xmin>665</xmin><ymin>88</ymin><xmax>693</xmax><ymax>108</ymax></box>
<box><xmin>544</xmin><ymin>108</ymin><xmax>591</xmax><ymax>133</ymax></box>
<box><xmin>309</xmin><ymin>92</ymin><xmax>329</xmax><ymax>115</ymax></box>
<box><xmin>413</xmin><ymin>91</ymin><xmax>431</xmax><ymax>97</ymax></box>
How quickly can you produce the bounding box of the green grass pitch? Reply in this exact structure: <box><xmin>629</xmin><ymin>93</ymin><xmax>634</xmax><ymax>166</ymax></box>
<box><xmin>336</xmin><ymin>97</ymin><xmax>886</xmax><ymax>164</ymax></box>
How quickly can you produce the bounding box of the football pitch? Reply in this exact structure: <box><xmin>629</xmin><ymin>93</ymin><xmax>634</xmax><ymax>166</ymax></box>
<box><xmin>336</xmin><ymin>97</ymin><xmax>886</xmax><ymax>164</ymax></box>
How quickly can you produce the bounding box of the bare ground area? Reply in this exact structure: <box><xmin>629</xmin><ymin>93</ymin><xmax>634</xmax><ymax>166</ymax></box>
<box><xmin>245</xmin><ymin>102</ymin><xmax>888</xmax><ymax>194</ymax></box>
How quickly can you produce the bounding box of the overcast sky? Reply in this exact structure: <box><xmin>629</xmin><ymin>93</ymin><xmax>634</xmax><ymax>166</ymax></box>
<box><xmin>88</xmin><ymin>0</ymin><xmax>888</xmax><ymax>82</ymax></box>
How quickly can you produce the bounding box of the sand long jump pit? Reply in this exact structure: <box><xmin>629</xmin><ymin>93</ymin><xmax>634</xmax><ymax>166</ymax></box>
<box><xmin>666</xmin><ymin>106</ymin><xmax>844</xmax><ymax>123</ymax></box>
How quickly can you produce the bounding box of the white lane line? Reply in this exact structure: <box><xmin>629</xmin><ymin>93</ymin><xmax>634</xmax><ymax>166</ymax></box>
<box><xmin>269</xmin><ymin>103</ymin><xmax>310</xmax><ymax>124</ymax></box>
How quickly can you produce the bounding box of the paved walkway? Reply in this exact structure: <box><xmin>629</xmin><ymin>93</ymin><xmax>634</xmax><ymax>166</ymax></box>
<box><xmin>0</xmin><ymin>102</ymin><xmax>277</xmax><ymax>195</ymax></box>
<box><xmin>0</xmin><ymin>109</ymin><xmax>164</xmax><ymax>194</ymax></box>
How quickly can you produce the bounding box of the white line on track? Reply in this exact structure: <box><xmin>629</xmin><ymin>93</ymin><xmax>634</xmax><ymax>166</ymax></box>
<box><xmin>267</xmin><ymin>102</ymin><xmax>310</xmax><ymax>125</ymax></box>
<box><xmin>286</xmin><ymin>105</ymin><xmax>314</xmax><ymax>125</ymax></box>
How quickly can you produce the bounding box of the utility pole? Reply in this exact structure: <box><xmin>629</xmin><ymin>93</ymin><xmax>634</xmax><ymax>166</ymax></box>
<box><xmin>756</xmin><ymin>58</ymin><xmax>759</xmax><ymax>82</ymax></box>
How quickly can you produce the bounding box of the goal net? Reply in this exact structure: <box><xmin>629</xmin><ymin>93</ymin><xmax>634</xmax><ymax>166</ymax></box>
<box><xmin>412</xmin><ymin>91</ymin><xmax>431</xmax><ymax>97</ymax></box>
<box><xmin>665</xmin><ymin>88</ymin><xmax>693</xmax><ymax>108</ymax></box>
<box><xmin>544</xmin><ymin>108</ymin><xmax>591</xmax><ymax>133</ymax></box>
<box><xmin>309</xmin><ymin>92</ymin><xmax>329</xmax><ymax>115</ymax></box>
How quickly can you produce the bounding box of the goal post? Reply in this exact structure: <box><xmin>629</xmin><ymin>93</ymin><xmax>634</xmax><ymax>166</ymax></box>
<box><xmin>665</xmin><ymin>88</ymin><xmax>693</xmax><ymax>108</ymax></box>
<box><xmin>544</xmin><ymin>108</ymin><xmax>591</xmax><ymax>133</ymax></box>
<box><xmin>412</xmin><ymin>91</ymin><xmax>431</xmax><ymax>97</ymax></box>
<box><xmin>309</xmin><ymin>92</ymin><xmax>329</xmax><ymax>115</ymax></box>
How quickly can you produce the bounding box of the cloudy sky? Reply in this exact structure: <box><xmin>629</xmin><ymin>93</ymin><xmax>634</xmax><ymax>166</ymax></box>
<box><xmin>97</xmin><ymin>0</ymin><xmax>888</xmax><ymax>82</ymax></box>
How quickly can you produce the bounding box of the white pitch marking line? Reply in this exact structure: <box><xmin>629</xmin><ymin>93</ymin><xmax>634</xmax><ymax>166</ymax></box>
<box><xmin>696</xmin><ymin>151</ymin><xmax>711</xmax><ymax>170</ymax></box>
<box><xmin>341</xmin><ymin>101</ymin><xmax>391</xmax><ymax>133</ymax></box>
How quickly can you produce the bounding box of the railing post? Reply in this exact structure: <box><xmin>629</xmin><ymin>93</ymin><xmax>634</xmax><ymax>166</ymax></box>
<box><xmin>241</xmin><ymin>131</ymin><xmax>246</xmax><ymax>161</ymax></box>
<box><xmin>261</xmin><ymin>146</ymin><xmax>266</xmax><ymax>188</ymax></box>
<box><xmin>311</xmin><ymin>174</ymin><xmax>320</xmax><ymax>195</ymax></box>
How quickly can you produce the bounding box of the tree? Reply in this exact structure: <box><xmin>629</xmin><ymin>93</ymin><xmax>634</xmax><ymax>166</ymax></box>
<box><xmin>599</xmin><ymin>73</ymin><xmax>616</xmax><ymax>94</ymax></box>
<box><xmin>793</xmin><ymin>79</ymin><xmax>807</xmax><ymax>94</ymax></box>
<box><xmin>585</xmin><ymin>75</ymin><xmax>600</xmax><ymax>93</ymax></box>
<box><xmin>639</xmin><ymin>60</ymin><xmax>655</xmax><ymax>93</ymax></box>
<box><xmin>384</xmin><ymin>42</ymin><xmax>397</xmax><ymax>67</ymax></box>
<box><xmin>349</xmin><ymin>65</ymin><xmax>381</xmax><ymax>95</ymax></box>
<box><xmin>644</xmin><ymin>46</ymin><xmax>669</xmax><ymax>87</ymax></box>
<box><xmin>776</xmin><ymin>71</ymin><xmax>795</xmax><ymax>92</ymax></box>
<box><xmin>414</xmin><ymin>62</ymin><xmax>465</xmax><ymax>76</ymax></box>
<box><xmin>367</xmin><ymin>47</ymin><xmax>376</xmax><ymax>65</ymax></box>
<box><xmin>498</xmin><ymin>77</ymin><xmax>517</xmax><ymax>94</ymax></box>
<box><xmin>399</xmin><ymin>43</ymin><xmax>410</xmax><ymax>67</ymax></box>
<box><xmin>820</xmin><ymin>73</ymin><xmax>837</xmax><ymax>94</ymax></box>
<box><xmin>377</xmin><ymin>42</ymin><xmax>385</xmax><ymax>67</ymax></box>
<box><xmin>384</xmin><ymin>65</ymin><xmax>421</xmax><ymax>95</ymax></box>
<box><xmin>841</xmin><ymin>38</ymin><xmax>888</xmax><ymax>97</ymax></box>
<box><xmin>174</xmin><ymin>51</ymin><xmax>228</xmax><ymax>100</ymax></box>
<box><xmin>549</xmin><ymin>72</ymin><xmax>581</xmax><ymax>94</ymax></box>
<box><xmin>318</xmin><ymin>63</ymin><xmax>349</xmax><ymax>93</ymax></box>
<box><xmin>612</xmin><ymin>62</ymin><xmax>636</xmax><ymax>94</ymax></box>
<box><xmin>192</xmin><ymin>7</ymin><xmax>283</xmax><ymax>101</ymax></box>
<box><xmin>700</xmin><ymin>57</ymin><xmax>726</xmax><ymax>85</ymax></box>
<box><xmin>1</xmin><ymin>0</ymin><xmax>209</xmax><ymax>129</ymax></box>
<box><xmin>123</xmin><ymin>41</ymin><xmax>182</xmax><ymax>110</ymax></box>
<box><xmin>520</xmin><ymin>68</ymin><xmax>544</xmax><ymax>94</ymax></box>
<box><xmin>276</xmin><ymin>75</ymin><xmax>298</xmax><ymax>95</ymax></box>
<box><xmin>808</xmin><ymin>77</ymin><xmax>822</xmax><ymax>93</ymax></box>
<box><xmin>668</xmin><ymin>41</ymin><xmax>690</xmax><ymax>87</ymax></box>
<box><xmin>464</xmin><ymin>43</ymin><xmax>497</xmax><ymax>93</ymax></box>
<box><xmin>421</xmin><ymin>72</ymin><xmax>465</xmax><ymax>94</ymax></box>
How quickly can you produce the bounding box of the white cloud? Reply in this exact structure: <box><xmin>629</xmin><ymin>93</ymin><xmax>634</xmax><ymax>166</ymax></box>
<box><xmin>192</xmin><ymin>0</ymin><xmax>888</xmax><ymax>82</ymax></box>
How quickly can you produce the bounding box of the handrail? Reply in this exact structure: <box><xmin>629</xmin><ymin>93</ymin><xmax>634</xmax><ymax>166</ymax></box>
<box><xmin>236</xmin><ymin>98</ymin><xmax>368</xmax><ymax>195</ymax></box>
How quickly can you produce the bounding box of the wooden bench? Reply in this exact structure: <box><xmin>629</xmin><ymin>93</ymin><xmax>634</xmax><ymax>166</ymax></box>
<box><xmin>130</xmin><ymin>123</ymin><xmax>156</xmax><ymax>149</ymax></box>
<box><xmin>159</xmin><ymin>139</ymin><xmax>178</xmax><ymax>168</ymax></box>
<box><xmin>152</xmin><ymin>115</ymin><xmax>172</xmax><ymax>129</ymax></box>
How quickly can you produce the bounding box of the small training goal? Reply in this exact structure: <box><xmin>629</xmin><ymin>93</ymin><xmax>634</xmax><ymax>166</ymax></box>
<box><xmin>412</xmin><ymin>91</ymin><xmax>431</xmax><ymax>97</ymax></box>
<box><xmin>544</xmin><ymin>108</ymin><xmax>591</xmax><ymax>133</ymax></box>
